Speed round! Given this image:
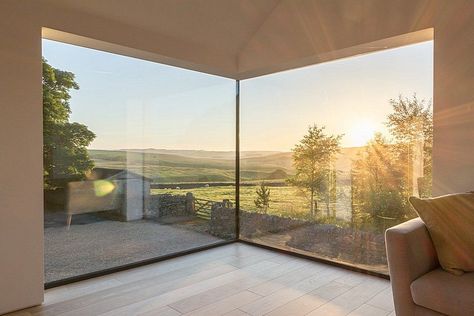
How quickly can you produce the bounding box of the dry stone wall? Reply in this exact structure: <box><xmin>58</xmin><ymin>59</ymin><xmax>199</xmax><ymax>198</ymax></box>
<box><xmin>146</xmin><ymin>193</ymin><xmax>194</xmax><ymax>218</ymax></box>
<box><xmin>209</xmin><ymin>203</ymin><xmax>236</xmax><ymax>239</ymax></box>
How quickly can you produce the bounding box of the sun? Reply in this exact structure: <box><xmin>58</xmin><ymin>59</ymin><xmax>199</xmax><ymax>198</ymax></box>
<box><xmin>349</xmin><ymin>119</ymin><xmax>378</xmax><ymax>147</ymax></box>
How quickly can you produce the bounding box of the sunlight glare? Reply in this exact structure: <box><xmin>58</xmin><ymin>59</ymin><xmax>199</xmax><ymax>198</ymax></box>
<box><xmin>349</xmin><ymin>119</ymin><xmax>378</xmax><ymax>147</ymax></box>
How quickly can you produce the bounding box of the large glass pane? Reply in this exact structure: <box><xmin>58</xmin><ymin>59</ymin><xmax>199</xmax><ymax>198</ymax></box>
<box><xmin>240</xmin><ymin>42</ymin><xmax>433</xmax><ymax>274</ymax></box>
<box><xmin>42</xmin><ymin>39</ymin><xmax>236</xmax><ymax>283</ymax></box>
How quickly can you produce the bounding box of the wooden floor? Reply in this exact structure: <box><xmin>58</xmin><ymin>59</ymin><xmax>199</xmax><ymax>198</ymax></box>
<box><xmin>7</xmin><ymin>243</ymin><xmax>395</xmax><ymax>316</ymax></box>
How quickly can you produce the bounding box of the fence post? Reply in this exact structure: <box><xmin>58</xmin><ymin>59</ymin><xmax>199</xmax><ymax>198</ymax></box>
<box><xmin>222</xmin><ymin>199</ymin><xmax>231</xmax><ymax>208</ymax></box>
<box><xmin>186</xmin><ymin>192</ymin><xmax>195</xmax><ymax>213</ymax></box>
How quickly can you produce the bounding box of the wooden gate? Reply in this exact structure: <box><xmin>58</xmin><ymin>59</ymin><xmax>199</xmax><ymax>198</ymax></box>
<box><xmin>194</xmin><ymin>198</ymin><xmax>214</xmax><ymax>220</ymax></box>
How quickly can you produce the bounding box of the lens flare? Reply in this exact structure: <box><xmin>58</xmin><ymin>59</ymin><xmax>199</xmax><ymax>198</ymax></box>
<box><xmin>93</xmin><ymin>180</ymin><xmax>115</xmax><ymax>197</ymax></box>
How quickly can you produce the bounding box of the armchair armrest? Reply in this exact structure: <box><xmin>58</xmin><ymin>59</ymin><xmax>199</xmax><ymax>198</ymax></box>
<box><xmin>385</xmin><ymin>217</ymin><xmax>439</xmax><ymax>315</ymax></box>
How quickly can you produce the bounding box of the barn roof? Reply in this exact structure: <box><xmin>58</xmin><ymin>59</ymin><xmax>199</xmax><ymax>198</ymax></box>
<box><xmin>88</xmin><ymin>168</ymin><xmax>152</xmax><ymax>182</ymax></box>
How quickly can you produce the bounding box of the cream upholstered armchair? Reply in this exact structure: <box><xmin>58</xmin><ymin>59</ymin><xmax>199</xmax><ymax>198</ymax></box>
<box><xmin>385</xmin><ymin>217</ymin><xmax>474</xmax><ymax>315</ymax></box>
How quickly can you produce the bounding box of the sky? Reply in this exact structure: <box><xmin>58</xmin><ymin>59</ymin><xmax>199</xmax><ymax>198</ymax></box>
<box><xmin>42</xmin><ymin>39</ymin><xmax>433</xmax><ymax>152</ymax></box>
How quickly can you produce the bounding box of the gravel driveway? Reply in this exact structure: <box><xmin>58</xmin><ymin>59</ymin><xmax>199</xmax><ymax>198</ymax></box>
<box><xmin>44</xmin><ymin>215</ymin><xmax>224</xmax><ymax>283</ymax></box>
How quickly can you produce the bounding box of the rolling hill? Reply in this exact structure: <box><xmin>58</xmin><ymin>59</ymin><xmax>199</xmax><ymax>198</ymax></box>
<box><xmin>89</xmin><ymin>147</ymin><xmax>363</xmax><ymax>184</ymax></box>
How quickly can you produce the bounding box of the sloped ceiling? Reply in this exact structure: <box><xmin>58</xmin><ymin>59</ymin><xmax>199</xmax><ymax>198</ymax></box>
<box><xmin>41</xmin><ymin>0</ymin><xmax>281</xmax><ymax>56</ymax></box>
<box><xmin>39</xmin><ymin>0</ymin><xmax>439</xmax><ymax>79</ymax></box>
<box><xmin>237</xmin><ymin>0</ymin><xmax>436</xmax><ymax>77</ymax></box>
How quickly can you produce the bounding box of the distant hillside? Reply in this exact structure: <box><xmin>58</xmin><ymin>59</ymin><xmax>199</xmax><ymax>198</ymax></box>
<box><xmin>241</xmin><ymin>152</ymin><xmax>293</xmax><ymax>172</ymax></box>
<box><xmin>123</xmin><ymin>148</ymin><xmax>282</xmax><ymax>159</ymax></box>
<box><xmin>89</xmin><ymin>147</ymin><xmax>364</xmax><ymax>183</ymax></box>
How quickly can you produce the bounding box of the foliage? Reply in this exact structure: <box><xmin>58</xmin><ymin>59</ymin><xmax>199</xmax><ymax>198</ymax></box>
<box><xmin>386</xmin><ymin>94</ymin><xmax>433</xmax><ymax>198</ymax></box>
<box><xmin>287</xmin><ymin>125</ymin><xmax>342</xmax><ymax>216</ymax></box>
<box><xmin>351</xmin><ymin>134</ymin><xmax>408</xmax><ymax>230</ymax></box>
<box><xmin>43</xmin><ymin>58</ymin><xmax>96</xmax><ymax>189</ymax></box>
<box><xmin>351</xmin><ymin>95</ymin><xmax>433</xmax><ymax>231</ymax></box>
<box><xmin>254</xmin><ymin>182</ymin><xmax>271</xmax><ymax>213</ymax></box>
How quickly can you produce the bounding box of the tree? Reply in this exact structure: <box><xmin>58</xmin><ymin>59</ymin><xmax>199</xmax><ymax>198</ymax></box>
<box><xmin>350</xmin><ymin>94</ymin><xmax>433</xmax><ymax>231</ymax></box>
<box><xmin>386</xmin><ymin>94</ymin><xmax>433</xmax><ymax>198</ymax></box>
<box><xmin>43</xmin><ymin>58</ymin><xmax>96</xmax><ymax>189</ymax></box>
<box><xmin>288</xmin><ymin>125</ymin><xmax>342</xmax><ymax>216</ymax></box>
<box><xmin>254</xmin><ymin>182</ymin><xmax>271</xmax><ymax>213</ymax></box>
<box><xmin>351</xmin><ymin>133</ymin><xmax>407</xmax><ymax>230</ymax></box>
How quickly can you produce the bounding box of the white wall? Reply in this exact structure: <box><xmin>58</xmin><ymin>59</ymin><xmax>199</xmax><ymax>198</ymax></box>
<box><xmin>0</xmin><ymin>0</ymin><xmax>473</xmax><ymax>313</ymax></box>
<box><xmin>0</xmin><ymin>2</ymin><xmax>44</xmax><ymax>314</ymax></box>
<box><xmin>432</xmin><ymin>1</ymin><xmax>474</xmax><ymax>195</ymax></box>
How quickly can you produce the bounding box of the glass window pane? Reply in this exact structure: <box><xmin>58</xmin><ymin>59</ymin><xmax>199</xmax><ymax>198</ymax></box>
<box><xmin>240</xmin><ymin>41</ymin><xmax>433</xmax><ymax>274</ymax></box>
<box><xmin>42</xmin><ymin>39</ymin><xmax>236</xmax><ymax>283</ymax></box>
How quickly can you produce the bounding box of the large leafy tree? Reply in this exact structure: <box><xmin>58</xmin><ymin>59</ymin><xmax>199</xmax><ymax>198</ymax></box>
<box><xmin>351</xmin><ymin>133</ymin><xmax>408</xmax><ymax>230</ymax></box>
<box><xmin>43</xmin><ymin>58</ymin><xmax>95</xmax><ymax>189</ymax></box>
<box><xmin>386</xmin><ymin>94</ymin><xmax>433</xmax><ymax>198</ymax></box>
<box><xmin>350</xmin><ymin>95</ymin><xmax>433</xmax><ymax>231</ymax></box>
<box><xmin>288</xmin><ymin>125</ymin><xmax>342</xmax><ymax>216</ymax></box>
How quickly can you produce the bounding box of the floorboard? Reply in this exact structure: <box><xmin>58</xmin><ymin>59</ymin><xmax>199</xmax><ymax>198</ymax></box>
<box><xmin>5</xmin><ymin>243</ymin><xmax>394</xmax><ymax>316</ymax></box>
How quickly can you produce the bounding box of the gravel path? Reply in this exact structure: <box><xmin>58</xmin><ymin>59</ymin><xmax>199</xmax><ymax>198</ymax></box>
<box><xmin>44</xmin><ymin>218</ymin><xmax>224</xmax><ymax>283</ymax></box>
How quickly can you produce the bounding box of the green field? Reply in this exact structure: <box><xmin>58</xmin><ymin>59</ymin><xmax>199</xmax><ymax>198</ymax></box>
<box><xmin>91</xmin><ymin>148</ymin><xmax>357</xmax><ymax>220</ymax></box>
<box><xmin>89</xmin><ymin>149</ymin><xmax>293</xmax><ymax>183</ymax></box>
<box><xmin>153</xmin><ymin>185</ymin><xmax>341</xmax><ymax>220</ymax></box>
<box><xmin>89</xmin><ymin>147</ymin><xmax>360</xmax><ymax>183</ymax></box>
<box><xmin>153</xmin><ymin>185</ymin><xmax>310</xmax><ymax>216</ymax></box>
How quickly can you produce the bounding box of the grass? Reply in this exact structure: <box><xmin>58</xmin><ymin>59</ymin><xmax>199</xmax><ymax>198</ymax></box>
<box><xmin>153</xmin><ymin>185</ymin><xmax>327</xmax><ymax>220</ymax></box>
<box><xmin>89</xmin><ymin>149</ymin><xmax>293</xmax><ymax>183</ymax></box>
<box><xmin>91</xmin><ymin>149</ymin><xmax>355</xmax><ymax>221</ymax></box>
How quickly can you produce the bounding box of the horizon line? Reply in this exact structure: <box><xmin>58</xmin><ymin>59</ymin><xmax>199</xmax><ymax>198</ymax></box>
<box><xmin>88</xmin><ymin>146</ymin><xmax>367</xmax><ymax>152</ymax></box>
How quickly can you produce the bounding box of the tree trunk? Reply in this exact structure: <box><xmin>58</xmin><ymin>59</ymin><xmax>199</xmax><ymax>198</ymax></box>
<box><xmin>310</xmin><ymin>188</ymin><xmax>315</xmax><ymax>216</ymax></box>
<box><xmin>326</xmin><ymin>197</ymin><xmax>330</xmax><ymax>217</ymax></box>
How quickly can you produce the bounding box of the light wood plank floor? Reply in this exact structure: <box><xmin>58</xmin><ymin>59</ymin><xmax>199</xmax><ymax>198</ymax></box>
<box><xmin>6</xmin><ymin>243</ymin><xmax>395</xmax><ymax>316</ymax></box>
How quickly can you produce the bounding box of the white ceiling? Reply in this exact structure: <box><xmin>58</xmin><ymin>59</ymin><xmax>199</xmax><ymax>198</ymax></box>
<box><xmin>41</xmin><ymin>0</ymin><xmax>281</xmax><ymax>56</ymax></box>
<box><xmin>40</xmin><ymin>0</ymin><xmax>440</xmax><ymax>79</ymax></box>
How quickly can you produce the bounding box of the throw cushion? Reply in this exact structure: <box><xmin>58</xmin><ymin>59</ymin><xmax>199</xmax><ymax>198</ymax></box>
<box><xmin>409</xmin><ymin>193</ymin><xmax>474</xmax><ymax>275</ymax></box>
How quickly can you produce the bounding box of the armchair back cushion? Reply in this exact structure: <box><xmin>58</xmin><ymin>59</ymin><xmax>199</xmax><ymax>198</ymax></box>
<box><xmin>409</xmin><ymin>193</ymin><xmax>474</xmax><ymax>275</ymax></box>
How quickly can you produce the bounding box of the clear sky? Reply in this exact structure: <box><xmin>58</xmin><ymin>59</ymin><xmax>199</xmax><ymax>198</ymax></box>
<box><xmin>42</xmin><ymin>39</ymin><xmax>433</xmax><ymax>152</ymax></box>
